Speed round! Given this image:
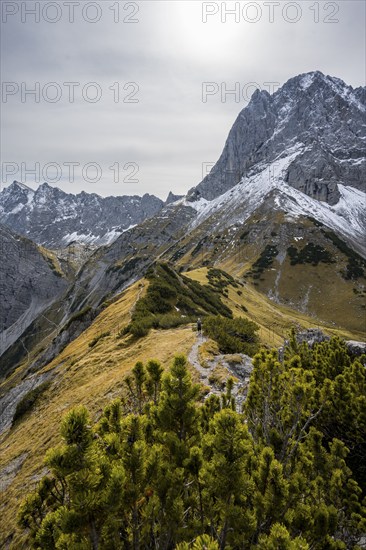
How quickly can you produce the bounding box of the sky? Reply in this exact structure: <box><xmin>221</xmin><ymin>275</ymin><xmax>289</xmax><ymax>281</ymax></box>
<box><xmin>1</xmin><ymin>0</ymin><xmax>365</xmax><ymax>199</ymax></box>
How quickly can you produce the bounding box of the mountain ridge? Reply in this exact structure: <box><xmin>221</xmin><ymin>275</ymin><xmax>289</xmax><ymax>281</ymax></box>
<box><xmin>187</xmin><ymin>70</ymin><xmax>365</xmax><ymax>205</ymax></box>
<box><xmin>0</xmin><ymin>181</ymin><xmax>177</xmax><ymax>248</ymax></box>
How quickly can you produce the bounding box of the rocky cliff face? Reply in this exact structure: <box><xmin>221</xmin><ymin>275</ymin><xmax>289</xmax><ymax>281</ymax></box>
<box><xmin>0</xmin><ymin>224</ymin><xmax>69</xmax><ymax>357</ymax></box>
<box><xmin>0</xmin><ymin>182</ymin><xmax>165</xmax><ymax>248</ymax></box>
<box><xmin>165</xmin><ymin>191</ymin><xmax>184</xmax><ymax>205</ymax></box>
<box><xmin>187</xmin><ymin>71</ymin><xmax>365</xmax><ymax>205</ymax></box>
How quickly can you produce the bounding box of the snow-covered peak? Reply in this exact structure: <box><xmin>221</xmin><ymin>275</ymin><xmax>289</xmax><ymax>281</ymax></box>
<box><xmin>186</xmin><ymin>146</ymin><xmax>366</xmax><ymax>256</ymax></box>
<box><xmin>0</xmin><ymin>181</ymin><xmax>164</xmax><ymax>248</ymax></box>
<box><xmin>36</xmin><ymin>182</ymin><xmax>56</xmax><ymax>194</ymax></box>
<box><xmin>2</xmin><ymin>181</ymin><xmax>35</xmax><ymax>196</ymax></box>
<box><xmin>0</xmin><ymin>181</ymin><xmax>35</xmax><ymax>215</ymax></box>
<box><xmin>281</xmin><ymin>71</ymin><xmax>365</xmax><ymax>112</ymax></box>
<box><xmin>187</xmin><ymin>71</ymin><xmax>365</xmax><ymax>204</ymax></box>
<box><xmin>282</xmin><ymin>70</ymin><xmax>341</xmax><ymax>92</ymax></box>
<box><xmin>11</xmin><ymin>181</ymin><xmax>35</xmax><ymax>193</ymax></box>
<box><xmin>298</xmin><ymin>70</ymin><xmax>324</xmax><ymax>90</ymax></box>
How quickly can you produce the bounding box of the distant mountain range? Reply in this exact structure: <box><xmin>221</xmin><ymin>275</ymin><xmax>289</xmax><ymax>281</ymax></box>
<box><xmin>0</xmin><ymin>182</ymin><xmax>182</xmax><ymax>248</ymax></box>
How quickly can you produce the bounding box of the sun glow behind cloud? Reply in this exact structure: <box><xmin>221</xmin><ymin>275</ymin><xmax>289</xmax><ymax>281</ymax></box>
<box><xmin>163</xmin><ymin>2</ymin><xmax>242</xmax><ymax>62</ymax></box>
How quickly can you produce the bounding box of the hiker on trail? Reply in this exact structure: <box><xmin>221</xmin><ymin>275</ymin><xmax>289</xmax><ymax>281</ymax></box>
<box><xmin>197</xmin><ymin>317</ymin><xmax>202</xmax><ymax>335</ymax></box>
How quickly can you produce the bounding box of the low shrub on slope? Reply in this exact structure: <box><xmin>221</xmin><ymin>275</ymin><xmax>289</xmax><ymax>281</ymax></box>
<box><xmin>126</xmin><ymin>263</ymin><xmax>232</xmax><ymax>338</ymax></box>
<box><xmin>18</xmin><ymin>338</ymin><xmax>366</xmax><ymax>549</ymax></box>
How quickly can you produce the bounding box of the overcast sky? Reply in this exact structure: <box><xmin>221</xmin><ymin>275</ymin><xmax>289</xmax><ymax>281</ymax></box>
<box><xmin>1</xmin><ymin>0</ymin><xmax>365</xmax><ymax>199</ymax></box>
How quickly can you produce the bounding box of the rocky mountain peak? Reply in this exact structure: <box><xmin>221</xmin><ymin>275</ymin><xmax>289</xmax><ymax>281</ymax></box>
<box><xmin>2</xmin><ymin>180</ymin><xmax>34</xmax><ymax>197</ymax></box>
<box><xmin>10</xmin><ymin>180</ymin><xmax>35</xmax><ymax>193</ymax></box>
<box><xmin>165</xmin><ymin>191</ymin><xmax>184</xmax><ymax>205</ymax></box>
<box><xmin>0</xmin><ymin>181</ymin><xmax>35</xmax><ymax>215</ymax></box>
<box><xmin>187</xmin><ymin>71</ymin><xmax>365</xmax><ymax>205</ymax></box>
<box><xmin>0</xmin><ymin>183</ymin><xmax>165</xmax><ymax>248</ymax></box>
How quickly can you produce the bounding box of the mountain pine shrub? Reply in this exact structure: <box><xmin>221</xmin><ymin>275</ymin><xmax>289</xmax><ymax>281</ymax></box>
<box><xmin>203</xmin><ymin>315</ymin><xmax>259</xmax><ymax>355</ymax></box>
<box><xmin>18</xmin><ymin>339</ymin><xmax>366</xmax><ymax>548</ymax></box>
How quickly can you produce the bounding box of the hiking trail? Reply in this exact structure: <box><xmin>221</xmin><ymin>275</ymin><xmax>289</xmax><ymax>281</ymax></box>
<box><xmin>188</xmin><ymin>333</ymin><xmax>253</xmax><ymax>411</ymax></box>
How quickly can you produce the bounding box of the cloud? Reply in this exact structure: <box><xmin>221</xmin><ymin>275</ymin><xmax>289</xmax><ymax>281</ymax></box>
<box><xmin>1</xmin><ymin>0</ymin><xmax>365</xmax><ymax>198</ymax></box>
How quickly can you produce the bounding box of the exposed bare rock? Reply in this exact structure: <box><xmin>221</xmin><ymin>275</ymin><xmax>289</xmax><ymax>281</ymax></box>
<box><xmin>0</xmin><ymin>453</ymin><xmax>28</xmax><ymax>492</ymax></box>
<box><xmin>0</xmin><ymin>182</ymin><xmax>164</xmax><ymax>248</ymax></box>
<box><xmin>345</xmin><ymin>340</ymin><xmax>366</xmax><ymax>357</ymax></box>
<box><xmin>187</xmin><ymin>72</ymin><xmax>365</xmax><ymax>205</ymax></box>
<box><xmin>0</xmin><ymin>224</ymin><xmax>68</xmax><ymax>359</ymax></box>
<box><xmin>0</xmin><ymin>367</ymin><xmax>56</xmax><ymax>435</ymax></box>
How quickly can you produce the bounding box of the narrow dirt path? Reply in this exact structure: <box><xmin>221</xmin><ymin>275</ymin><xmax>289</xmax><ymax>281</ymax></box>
<box><xmin>129</xmin><ymin>282</ymin><xmax>145</xmax><ymax>317</ymax></box>
<box><xmin>188</xmin><ymin>334</ymin><xmax>253</xmax><ymax>410</ymax></box>
<box><xmin>188</xmin><ymin>334</ymin><xmax>208</xmax><ymax>378</ymax></box>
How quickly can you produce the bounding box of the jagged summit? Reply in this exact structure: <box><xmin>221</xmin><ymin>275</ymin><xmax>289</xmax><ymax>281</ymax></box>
<box><xmin>2</xmin><ymin>181</ymin><xmax>35</xmax><ymax>198</ymax></box>
<box><xmin>0</xmin><ymin>182</ymin><xmax>165</xmax><ymax>248</ymax></box>
<box><xmin>284</xmin><ymin>70</ymin><xmax>342</xmax><ymax>90</ymax></box>
<box><xmin>9</xmin><ymin>180</ymin><xmax>35</xmax><ymax>192</ymax></box>
<box><xmin>165</xmin><ymin>191</ymin><xmax>184</xmax><ymax>205</ymax></box>
<box><xmin>187</xmin><ymin>71</ymin><xmax>365</xmax><ymax>206</ymax></box>
<box><xmin>0</xmin><ymin>180</ymin><xmax>187</xmax><ymax>249</ymax></box>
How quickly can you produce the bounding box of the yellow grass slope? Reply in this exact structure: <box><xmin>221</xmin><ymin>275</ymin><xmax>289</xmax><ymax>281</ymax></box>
<box><xmin>1</xmin><ymin>266</ymin><xmax>364</xmax><ymax>547</ymax></box>
<box><xmin>185</xmin><ymin>267</ymin><xmax>365</xmax><ymax>346</ymax></box>
<box><xmin>0</xmin><ymin>279</ymin><xmax>195</xmax><ymax>548</ymax></box>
